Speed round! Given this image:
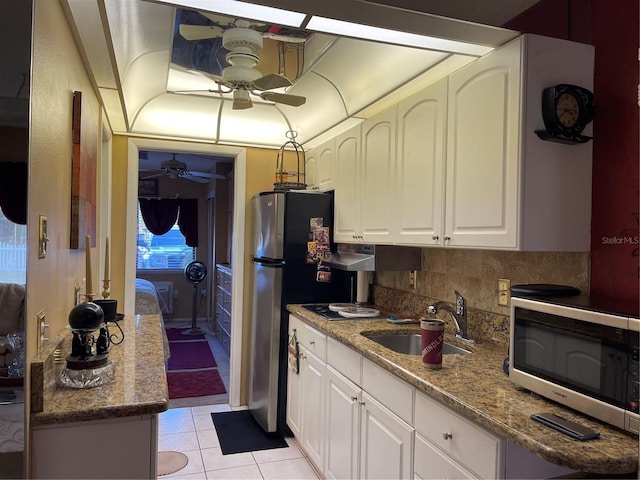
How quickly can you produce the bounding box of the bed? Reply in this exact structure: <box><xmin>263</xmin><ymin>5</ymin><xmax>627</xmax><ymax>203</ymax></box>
<box><xmin>135</xmin><ymin>278</ymin><xmax>162</xmax><ymax>315</ymax></box>
<box><xmin>135</xmin><ymin>278</ymin><xmax>170</xmax><ymax>361</ymax></box>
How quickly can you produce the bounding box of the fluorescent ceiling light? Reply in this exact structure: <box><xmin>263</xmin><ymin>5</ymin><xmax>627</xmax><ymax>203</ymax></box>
<box><xmin>306</xmin><ymin>16</ymin><xmax>493</xmax><ymax>57</ymax></box>
<box><xmin>155</xmin><ymin>0</ymin><xmax>306</xmax><ymax>27</ymax></box>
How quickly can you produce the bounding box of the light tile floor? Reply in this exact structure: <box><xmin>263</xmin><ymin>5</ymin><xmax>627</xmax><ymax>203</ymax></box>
<box><xmin>158</xmin><ymin>404</ymin><xmax>320</xmax><ymax>479</ymax></box>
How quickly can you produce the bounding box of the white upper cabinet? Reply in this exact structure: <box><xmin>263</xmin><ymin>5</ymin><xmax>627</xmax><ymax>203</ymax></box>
<box><xmin>334</xmin><ymin>124</ymin><xmax>363</xmax><ymax>243</ymax></box>
<box><xmin>317</xmin><ymin>138</ymin><xmax>336</xmax><ymax>192</ymax></box>
<box><xmin>332</xmin><ymin>34</ymin><xmax>593</xmax><ymax>251</ymax></box>
<box><xmin>360</xmin><ymin>108</ymin><xmax>397</xmax><ymax>244</ymax></box>
<box><xmin>396</xmin><ymin>78</ymin><xmax>447</xmax><ymax>246</ymax></box>
<box><xmin>445</xmin><ymin>34</ymin><xmax>594</xmax><ymax>250</ymax></box>
<box><xmin>445</xmin><ymin>37</ymin><xmax>521</xmax><ymax>248</ymax></box>
<box><xmin>305</xmin><ymin>147</ymin><xmax>318</xmax><ymax>191</ymax></box>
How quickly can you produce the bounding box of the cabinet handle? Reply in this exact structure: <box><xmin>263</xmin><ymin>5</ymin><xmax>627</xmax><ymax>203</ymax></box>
<box><xmin>432</xmin><ymin>235</ymin><xmax>439</xmax><ymax>241</ymax></box>
<box><xmin>351</xmin><ymin>396</ymin><xmax>358</xmax><ymax>402</ymax></box>
<box><xmin>309</xmin><ymin>340</ymin><xmax>315</xmax><ymax>345</ymax></box>
<box><xmin>442</xmin><ymin>432</ymin><xmax>453</xmax><ymax>440</ymax></box>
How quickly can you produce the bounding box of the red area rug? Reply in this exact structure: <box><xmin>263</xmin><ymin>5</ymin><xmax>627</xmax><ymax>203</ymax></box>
<box><xmin>167</xmin><ymin>341</ymin><xmax>217</xmax><ymax>370</ymax></box>
<box><xmin>167</xmin><ymin>369</ymin><xmax>226</xmax><ymax>399</ymax></box>
<box><xmin>165</xmin><ymin>328</ymin><xmax>205</xmax><ymax>341</ymax></box>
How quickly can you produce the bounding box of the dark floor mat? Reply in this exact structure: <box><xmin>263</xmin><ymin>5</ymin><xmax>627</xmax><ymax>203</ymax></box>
<box><xmin>211</xmin><ymin>410</ymin><xmax>288</xmax><ymax>455</ymax></box>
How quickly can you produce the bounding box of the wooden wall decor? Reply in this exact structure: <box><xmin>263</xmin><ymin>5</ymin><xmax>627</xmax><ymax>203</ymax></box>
<box><xmin>70</xmin><ymin>91</ymin><xmax>97</xmax><ymax>249</ymax></box>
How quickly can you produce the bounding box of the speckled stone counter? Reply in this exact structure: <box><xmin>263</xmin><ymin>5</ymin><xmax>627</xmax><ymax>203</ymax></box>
<box><xmin>287</xmin><ymin>304</ymin><xmax>639</xmax><ymax>475</ymax></box>
<box><xmin>31</xmin><ymin>314</ymin><xmax>168</xmax><ymax>426</ymax></box>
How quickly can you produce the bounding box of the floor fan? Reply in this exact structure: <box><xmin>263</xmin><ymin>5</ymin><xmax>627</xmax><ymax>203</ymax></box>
<box><xmin>184</xmin><ymin>261</ymin><xmax>208</xmax><ymax>335</ymax></box>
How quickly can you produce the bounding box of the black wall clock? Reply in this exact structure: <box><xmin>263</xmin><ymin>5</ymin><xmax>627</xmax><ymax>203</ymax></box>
<box><xmin>535</xmin><ymin>84</ymin><xmax>594</xmax><ymax>144</ymax></box>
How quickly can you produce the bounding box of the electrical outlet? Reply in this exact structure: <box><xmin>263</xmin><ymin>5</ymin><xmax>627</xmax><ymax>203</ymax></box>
<box><xmin>409</xmin><ymin>270</ymin><xmax>417</xmax><ymax>290</ymax></box>
<box><xmin>498</xmin><ymin>278</ymin><xmax>511</xmax><ymax>306</ymax></box>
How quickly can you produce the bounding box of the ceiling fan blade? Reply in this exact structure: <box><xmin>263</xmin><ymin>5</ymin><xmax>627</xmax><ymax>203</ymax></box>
<box><xmin>260</xmin><ymin>92</ymin><xmax>306</xmax><ymax>107</ymax></box>
<box><xmin>262</xmin><ymin>32</ymin><xmax>307</xmax><ymax>44</ymax></box>
<box><xmin>179</xmin><ymin>24</ymin><xmax>224</xmax><ymax>41</ymax></box>
<box><xmin>199</xmin><ymin>12</ymin><xmax>235</xmax><ymax>26</ymax></box>
<box><xmin>252</xmin><ymin>73</ymin><xmax>292</xmax><ymax>91</ymax></box>
<box><xmin>187</xmin><ymin>171</ymin><xmax>215</xmax><ymax>178</ymax></box>
<box><xmin>182</xmin><ymin>174</ymin><xmax>211</xmax><ymax>184</ymax></box>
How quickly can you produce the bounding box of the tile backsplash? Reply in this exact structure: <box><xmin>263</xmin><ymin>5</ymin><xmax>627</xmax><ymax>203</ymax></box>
<box><xmin>372</xmin><ymin>248</ymin><xmax>589</xmax><ymax>346</ymax></box>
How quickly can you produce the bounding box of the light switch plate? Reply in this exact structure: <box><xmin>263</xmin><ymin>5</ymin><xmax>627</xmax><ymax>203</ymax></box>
<box><xmin>38</xmin><ymin>215</ymin><xmax>48</xmax><ymax>259</ymax></box>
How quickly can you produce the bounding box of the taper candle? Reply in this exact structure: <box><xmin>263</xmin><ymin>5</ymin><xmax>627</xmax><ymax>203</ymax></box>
<box><xmin>85</xmin><ymin>235</ymin><xmax>93</xmax><ymax>296</ymax></box>
<box><xmin>104</xmin><ymin>237</ymin><xmax>110</xmax><ymax>281</ymax></box>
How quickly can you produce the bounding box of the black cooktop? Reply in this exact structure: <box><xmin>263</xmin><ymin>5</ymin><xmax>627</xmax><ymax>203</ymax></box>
<box><xmin>302</xmin><ymin>304</ymin><xmax>344</xmax><ymax>320</ymax></box>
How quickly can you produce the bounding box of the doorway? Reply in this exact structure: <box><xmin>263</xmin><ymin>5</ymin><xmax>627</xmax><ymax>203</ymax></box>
<box><xmin>125</xmin><ymin>138</ymin><xmax>246</xmax><ymax>409</ymax></box>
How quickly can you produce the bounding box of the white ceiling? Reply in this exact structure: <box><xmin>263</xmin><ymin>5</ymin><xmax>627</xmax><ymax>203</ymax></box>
<box><xmin>58</xmin><ymin>0</ymin><xmax>533</xmax><ymax>150</ymax></box>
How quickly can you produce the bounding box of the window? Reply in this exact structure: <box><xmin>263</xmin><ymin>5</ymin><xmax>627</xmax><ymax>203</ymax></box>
<box><xmin>136</xmin><ymin>205</ymin><xmax>195</xmax><ymax>271</ymax></box>
<box><xmin>0</xmin><ymin>210</ymin><xmax>26</xmax><ymax>284</ymax></box>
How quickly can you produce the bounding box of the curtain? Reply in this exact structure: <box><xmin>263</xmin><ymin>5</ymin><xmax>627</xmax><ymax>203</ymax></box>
<box><xmin>0</xmin><ymin>162</ymin><xmax>27</xmax><ymax>225</ymax></box>
<box><xmin>177</xmin><ymin>198</ymin><xmax>198</xmax><ymax>247</ymax></box>
<box><xmin>138</xmin><ymin>197</ymin><xmax>198</xmax><ymax>247</ymax></box>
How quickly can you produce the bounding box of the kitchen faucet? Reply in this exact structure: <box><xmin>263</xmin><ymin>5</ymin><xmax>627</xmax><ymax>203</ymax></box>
<box><xmin>427</xmin><ymin>290</ymin><xmax>475</xmax><ymax>343</ymax></box>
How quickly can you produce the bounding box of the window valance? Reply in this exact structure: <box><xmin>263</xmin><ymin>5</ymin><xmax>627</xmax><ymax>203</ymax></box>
<box><xmin>138</xmin><ymin>198</ymin><xmax>198</xmax><ymax>247</ymax></box>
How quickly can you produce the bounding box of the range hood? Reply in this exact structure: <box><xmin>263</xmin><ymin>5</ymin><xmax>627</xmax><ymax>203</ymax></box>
<box><xmin>323</xmin><ymin>244</ymin><xmax>421</xmax><ymax>271</ymax></box>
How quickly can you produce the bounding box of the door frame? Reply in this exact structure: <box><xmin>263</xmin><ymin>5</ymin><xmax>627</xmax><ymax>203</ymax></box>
<box><xmin>125</xmin><ymin>138</ymin><xmax>246</xmax><ymax>408</ymax></box>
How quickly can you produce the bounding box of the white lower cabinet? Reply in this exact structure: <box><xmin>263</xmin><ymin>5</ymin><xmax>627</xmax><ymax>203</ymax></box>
<box><xmin>287</xmin><ymin>316</ymin><xmax>327</xmax><ymax>470</ymax></box>
<box><xmin>360</xmin><ymin>392</ymin><xmax>414</xmax><ymax>479</ymax></box>
<box><xmin>414</xmin><ymin>432</ymin><xmax>475</xmax><ymax>480</ymax></box>
<box><xmin>288</xmin><ymin>317</ymin><xmax>574</xmax><ymax>479</ymax></box>
<box><xmin>414</xmin><ymin>391</ymin><xmax>504</xmax><ymax>479</ymax></box>
<box><xmin>325</xmin><ymin>365</ymin><xmax>361</xmax><ymax>480</ymax></box>
<box><xmin>299</xmin><ymin>348</ymin><xmax>325</xmax><ymax>469</ymax></box>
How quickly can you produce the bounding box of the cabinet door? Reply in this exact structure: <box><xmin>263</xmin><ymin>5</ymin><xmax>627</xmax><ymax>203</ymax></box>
<box><xmin>360</xmin><ymin>392</ymin><xmax>413</xmax><ymax>480</ymax></box>
<box><xmin>325</xmin><ymin>366</ymin><xmax>361</xmax><ymax>480</ymax></box>
<box><xmin>317</xmin><ymin>138</ymin><xmax>336</xmax><ymax>191</ymax></box>
<box><xmin>300</xmin><ymin>348</ymin><xmax>326</xmax><ymax>471</ymax></box>
<box><xmin>445</xmin><ymin>38</ymin><xmax>522</xmax><ymax>248</ymax></box>
<box><xmin>414</xmin><ymin>432</ymin><xmax>475</xmax><ymax>480</ymax></box>
<box><xmin>305</xmin><ymin>147</ymin><xmax>318</xmax><ymax>190</ymax></box>
<box><xmin>396</xmin><ymin>78</ymin><xmax>447</xmax><ymax>246</ymax></box>
<box><xmin>334</xmin><ymin>124</ymin><xmax>362</xmax><ymax>243</ymax></box>
<box><xmin>286</xmin><ymin>354</ymin><xmax>302</xmax><ymax>438</ymax></box>
<box><xmin>360</xmin><ymin>108</ymin><xmax>396</xmax><ymax>244</ymax></box>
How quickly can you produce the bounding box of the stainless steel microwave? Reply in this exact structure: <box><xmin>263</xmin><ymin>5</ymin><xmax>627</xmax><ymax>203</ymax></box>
<box><xmin>509</xmin><ymin>297</ymin><xmax>639</xmax><ymax>434</ymax></box>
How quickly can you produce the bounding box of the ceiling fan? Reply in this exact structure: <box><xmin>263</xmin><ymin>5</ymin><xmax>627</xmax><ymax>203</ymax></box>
<box><xmin>141</xmin><ymin>155</ymin><xmax>224</xmax><ymax>183</ymax></box>
<box><xmin>174</xmin><ymin>16</ymin><xmax>307</xmax><ymax>110</ymax></box>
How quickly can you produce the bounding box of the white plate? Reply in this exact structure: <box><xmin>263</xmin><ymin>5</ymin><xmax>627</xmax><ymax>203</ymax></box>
<box><xmin>329</xmin><ymin>303</ymin><xmax>357</xmax><ymax>312</ymax></box>
<box><xmin>338</xmin><ymin>307</ymin><xmax>380</xmax><ymax>318</ymax></box>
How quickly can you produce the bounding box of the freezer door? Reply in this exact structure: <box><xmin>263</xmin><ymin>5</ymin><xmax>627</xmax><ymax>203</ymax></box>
<box><xmin>252</xmin><ymin>192</ymin><xmax>285</xmax><ymax>260</ymax></box>
<box><xmin>248</xmin><ymin>260</ymin><xmax>283</xmax><ymax>432</ymax></box>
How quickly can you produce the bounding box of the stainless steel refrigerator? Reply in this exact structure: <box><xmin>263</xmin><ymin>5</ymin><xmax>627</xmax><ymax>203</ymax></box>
<box><xmin>248</xmin><ymin>190</ymin><xmax>351</xmax><ymax>433</ymax></box>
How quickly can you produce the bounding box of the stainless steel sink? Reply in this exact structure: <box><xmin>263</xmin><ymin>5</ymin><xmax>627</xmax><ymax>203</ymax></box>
<box><xmin>365</xmin><ymin>334</ymin><xmax>471</xmax><ymax>355</ymax></box>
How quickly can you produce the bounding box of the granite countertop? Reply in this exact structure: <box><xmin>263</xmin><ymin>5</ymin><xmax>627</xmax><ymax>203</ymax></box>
<box><xmin>287</xmin><ymin>304</ymin><xmax>639</xmax><ymax>475</ymax></box>
<box><xmin>31</xmin><ymin>314</ymin><xmax>168</xmax><ymax>426</ymax></box>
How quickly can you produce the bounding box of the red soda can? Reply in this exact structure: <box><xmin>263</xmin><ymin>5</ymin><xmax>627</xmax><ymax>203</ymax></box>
<box><xmin>421</xmin><ymin>319</ymin><xmax>445</xmax><ymax>369</ymax></box>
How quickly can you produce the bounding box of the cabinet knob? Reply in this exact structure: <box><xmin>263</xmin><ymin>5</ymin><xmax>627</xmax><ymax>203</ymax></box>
<box><xmin>432</xmin><ymin>235</ymin><xmax>439</xmax><ymax>241</ymax></box>
<box><xmin>309</xmin><ymin>340</ymin><xmax>315</xmax><ymax>345</ymax></box>
<box><xmin>351</xmin><ymin>396</ymin><xmax>358</xmax><ymax>402</ymax></box>
<box><xmin>442</xmin><ymin>432</ymin><xmax>453</xmax><ymax>440</ymax></box>
<box><xmin>443</xmin><ymin>236</ymin><xmax>451</xmax><ymax>242</ymax></box>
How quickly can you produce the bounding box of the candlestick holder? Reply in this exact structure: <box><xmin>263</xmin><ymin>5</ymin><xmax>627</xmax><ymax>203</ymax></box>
<box><xmin>102</xmin><ymin>279</ymin><xmax>111</xmax><ymax>299</ymax></box>
<box><xmin>83</xmin><ymin>293</ymin><xmax>95</xmax><ymax>303</ymax></box>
